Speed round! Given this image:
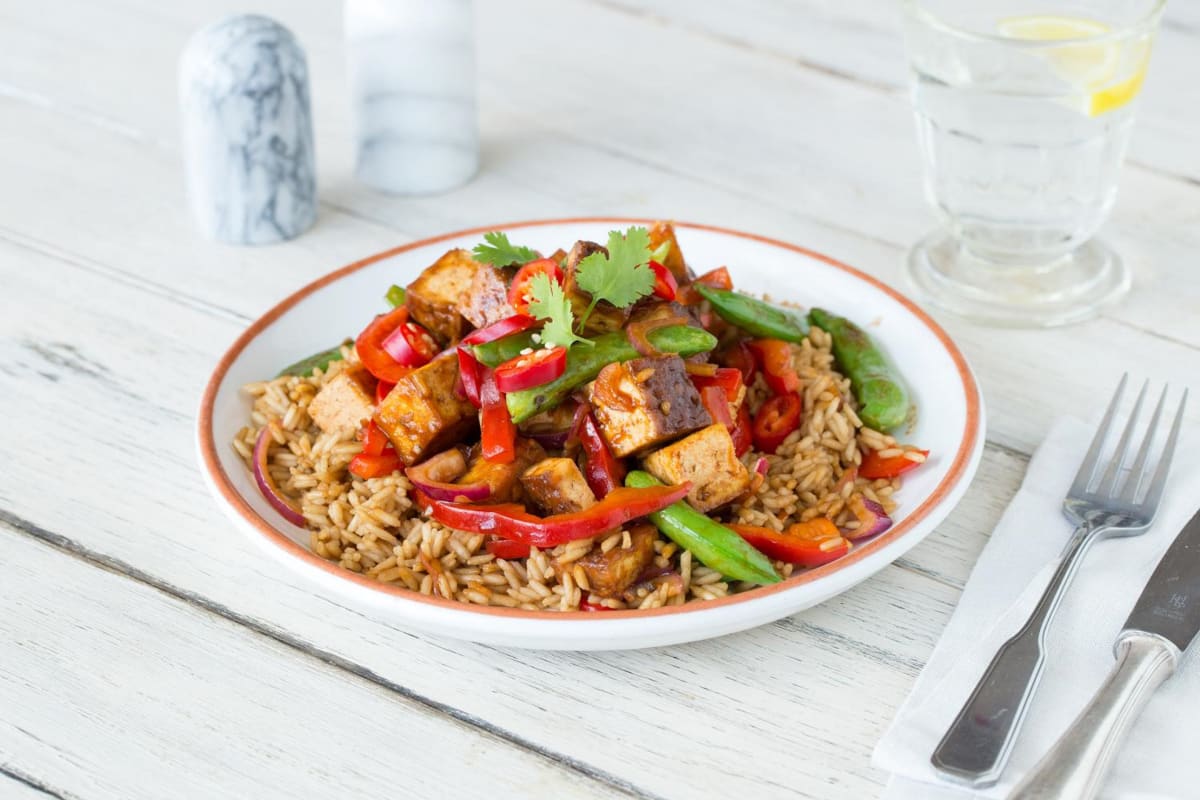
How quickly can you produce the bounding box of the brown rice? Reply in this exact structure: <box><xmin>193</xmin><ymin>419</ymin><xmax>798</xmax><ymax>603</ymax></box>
<box><xmin>234</xmin><ymin>327</ymin><xmax>903</xmax><ymax>611</ymax></box>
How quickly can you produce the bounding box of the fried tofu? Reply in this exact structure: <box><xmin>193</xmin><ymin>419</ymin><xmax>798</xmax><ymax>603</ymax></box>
<box><xmin>457</xmin><ymin>439</ymin><xmax>546</xmax><ymax>503</ymax></box>
<box><xmin>586</xmin><ymin>355</ymin><xmax>712</xmax><ymax>458</ymax></box>
<box><xmin>642</xmin><ymin>423</ymin><xmax>751</xmax><ymax>512</ymax></box>
<box><xmin>520</xmin><ymin>457</ymin><xmax>597</xmax><ymax>515</ymax></box>
<box><xmin>555</xmin><ymin>524</ymin><xmax>657</xmax><ymax>598</ymax></box>
<box><xmin>461</xmin><ymin>263</ymin><xmax>517</xmax><ymax>329</ymax></box>
<box><xmin>647</xmin><ymin>221</ymin><xmax>691</xmax><ymax>283</ymax></box>
<box><xmin>376</xmin><ymin>353</ymin><xmax>477</xmax><ymax>465</ymax></box>
<box><xmin>308</xmin><ymin>365</ymin><xmax>375</xmax><ymax>436</ymax></box>
<box><xmin>405</xmin><ymin>248</ymin><xmax>480</xmax><ymax>344</ymax></box>
<box><xmin>563</xmin><ymin>240</ymin><xmax>630</xmax><ymax>335</ymax></box>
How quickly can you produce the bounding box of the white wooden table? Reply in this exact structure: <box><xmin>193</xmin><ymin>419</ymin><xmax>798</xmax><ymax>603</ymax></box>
<box><xmin>3</xmin><ymin>2</ymin><xmax>1199</xmax><ymax>798</ymax></box>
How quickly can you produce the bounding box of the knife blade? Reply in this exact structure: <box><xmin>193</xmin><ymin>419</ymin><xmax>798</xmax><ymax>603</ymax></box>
<box><xmin>1122</xmin><ymin>507</ymin><xmax>1200</xmax><ymax>652</ymax></box>
<box><xmin>1011</xmin><ymin>507</ymin><xmax>1200</xmax><ymax>800</ymax></box>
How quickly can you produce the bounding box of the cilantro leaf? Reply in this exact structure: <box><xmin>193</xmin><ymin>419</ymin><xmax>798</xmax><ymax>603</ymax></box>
<box><xmin>526</xmin><ymin>272</ymin><xmax>591</xmax><ymax>350</ymax></box>
<box><xmin>575</xmin><ymin>226</ymin><xmax>656</xmax><ymax>310</ymax></box>
<box><xmin>472</xmin><ymin>232</ymin><xmax>540</xmax><ymax>267</ymax></box>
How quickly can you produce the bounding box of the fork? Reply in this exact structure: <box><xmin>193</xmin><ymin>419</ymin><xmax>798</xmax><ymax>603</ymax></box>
<box><xmin>930</xmin><ymin>375</ymin><xmax>1188</xmax><ymax>787</ymax></box>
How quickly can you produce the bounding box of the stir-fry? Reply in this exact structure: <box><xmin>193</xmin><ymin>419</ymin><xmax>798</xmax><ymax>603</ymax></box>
<box><xmin>236</xmin><ymin>223</ymin><xmax>928</xmax><ymax>611</ymax></box>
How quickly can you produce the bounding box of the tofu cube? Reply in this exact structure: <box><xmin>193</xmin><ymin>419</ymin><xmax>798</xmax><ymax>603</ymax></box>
<box><xmin>405</xmin><ymin>248</ymin><xmax>480</xmax><ymax>344</ymax></box>
<box><xmin>555</xmin><ymin>524</ymin><xmax>657</xmax><ymax>598</ymax></box>
<box><xmin>376</xmin><ymin>353</ymin><xmax>478</xmax><ymax>465</ymax></box>
<box><xmin>642</xmin><ymin>423</ymin><xmax>750</xmax><ymax>512</ymax></box>
<box><xmin>520</xmin><ymin>457</ymin><xmax>597</xmax><ymax>515</ymax></box>
<box><xmin>308</xmin><ymin>365</ymin><xmax>375</xmax><ymax>436</ymax></box>
<box><xmin>457</xmin><ymin>439</ymin><xmax>546</xmax><ymax>503</ymax></box>
<box><xmin>461</xmin><ymin>263</ymin><xmax>517</xmax><ymax>329</ymax></box>
<box><xmin>586</xmin><ymin>355</ymin><xmax>712</xmax><ymax>457</ymax></box>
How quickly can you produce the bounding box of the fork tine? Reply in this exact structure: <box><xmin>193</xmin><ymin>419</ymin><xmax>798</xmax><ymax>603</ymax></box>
<box><xmin>1118</xmin><ymin>385</ymin><xmax>1169</xmax><ymax>505</ymax></box>
<box><xmin>1136</xmin><ymin>388</ymin><xmax>1188</xmax><ymax>516</ymax></box>
<box><xmin>1070</xmin><ymin>373</ymin><xmax>1127</xmax><ymax>497</ymax></box>
<box><xmin>1096</xmin><ymin>379</ymin><xmax>1148</xmax><ymax>498</ymax></box>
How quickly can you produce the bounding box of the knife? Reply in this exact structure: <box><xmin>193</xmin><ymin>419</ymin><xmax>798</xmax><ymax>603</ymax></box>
<box><xmin>1011</xmin><ymin>508</ymin><xmax>1200</xmax><ymax>800</ymax></box>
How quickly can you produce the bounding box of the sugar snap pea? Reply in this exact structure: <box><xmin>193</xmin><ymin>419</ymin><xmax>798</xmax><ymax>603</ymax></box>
<box><xmin>277</xmin><ymin>339</ymin><xmax>352</xmax><ymax>378</ymax></box>
<box><xmin>694</xmin><ymin>285</ymin><xmax>808</xmax><ymax>342</ymax></box>
<box><xmin>808</xmin><ymin>308</ymin><xmax>909</xmax><ymax>431</ymax></box>
<box><xmin>505</xmin><ymin>325</ymin><xmax>717</xmax><ymax>423</ymax></box>
<box><xmin>625</xmin><ymin>471</ymin><xmax>780</xmax><ymax>585</ymax></box>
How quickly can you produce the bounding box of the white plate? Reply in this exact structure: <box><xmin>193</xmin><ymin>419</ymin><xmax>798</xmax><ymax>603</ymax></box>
<box><xmin>198</xmin><ymin>218</ymin><xmax>984</xmax><ymax>650</ymax></box>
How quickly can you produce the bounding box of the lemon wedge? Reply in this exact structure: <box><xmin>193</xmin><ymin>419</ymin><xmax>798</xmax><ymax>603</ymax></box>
<box><xmin>998</xmin><ymin>14</ymin><xmax>1149</xmax><ymax>116</ymax></box>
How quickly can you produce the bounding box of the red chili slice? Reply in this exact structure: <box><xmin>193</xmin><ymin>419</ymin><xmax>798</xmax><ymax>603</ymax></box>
<box><xmin>456</xmin><ymin>347</ymin><xmax>482</xmax><ymax>407</ymax></box>
<box><xmin>508</xmin><ymin>259</ymin><xmax>563</xmax><ymax>315</ymax></box>
<box><xmin>461</xmin><ymin>314</ymin><xmax>538</xmax><ymax>346</ymax></box>
<box><xmin>649</xmin><ymin>260</ymin><xmax>678</xmax><ymax>301</ymax></box>
<box><xmin>355</xmin><ymin>306</ymin><xmax>413</xmax><ymax>383</ymax></box>
<box><xmin>494</xmin><ymin>347</ymin><xmax>567</xmax><ymax>393</ymax></box>
<box><xmin>752</xmin><ymin>393</ymin><xmax>802</xmax><ymax>454</ymax></box>
<box><xmin>381</xmin><ymin>320</ymin><xmax>439</xmax><ymax>367</ymax></box>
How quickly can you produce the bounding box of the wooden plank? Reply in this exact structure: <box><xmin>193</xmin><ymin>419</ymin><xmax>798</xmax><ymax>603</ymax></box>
<box><xmin>598</xmin><ymin>0</ymin><xmax>1200</xmax><ymax>183</ymax></box>
<box><xmin>0</xmin><ymin>528</ymin><xmax>629</xmax><ymax>800</ymax></box>
<box><xmin>0</xmin><ymin>236</ymin><xmax>1010</xmax><ymax>799</ymax></box>
<box><xmin>0</xmin><ymin>770</ymin><xmax>59</xmax><ymax>800</ymax></box>
<box><xmin>2</xmin><ymin>0</ymin><xmax>1198</xmax><ymax>350</ymax></box>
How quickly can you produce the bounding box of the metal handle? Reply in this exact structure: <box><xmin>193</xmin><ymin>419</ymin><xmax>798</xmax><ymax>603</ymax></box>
<box><xmin>1009</xmin><ymin>632</ymin><xmax>1177</xmax><ymax>800</ymax></box>
<box><xmin>932</xmin><ymin>523</ymin><xmax>1099</xmax><ymax>786</ymax></box>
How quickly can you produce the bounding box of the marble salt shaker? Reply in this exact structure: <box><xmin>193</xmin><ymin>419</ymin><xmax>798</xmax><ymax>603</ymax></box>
<box><xmin>179</xmin><ymin>15</ymin><xmax>317</xmax><ymax>245</ymax></box>
<box><xmin>346</xmin><ymin>0</ymin><xmax>479</xmax><ymax>195</ymax></box>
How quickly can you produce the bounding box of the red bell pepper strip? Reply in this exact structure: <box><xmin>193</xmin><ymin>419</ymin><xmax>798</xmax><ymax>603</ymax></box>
<box><xmin>356</xmin><ymin>306</ymin><xmax>415</xmax><ymax>383</ymax></box>
<box><xmin>747</xmin><ymin>339</ymin><xmax>800</xmax><ymax>395</ymax></box>
<box><xmin>428</xmin><ymin>483</ymin><xmax>691</xmax><ymax>547</ymax></box>
<box><xmin>349</xmin><ymin>450</ymin><xmax>403</xmax><ymax>479</ymax></box>
<box><xmin>508</xmin><ymin>259</ymin><xmax>563</xmax><ymax>315</ymax></box>
<box><xmin>485</xmin><ymin>538</ymin><xmax>532</xmax><ymax>560</ymax></box>
<box><xmin>456</xmin><ymin>348</ymin><xmax>482</xmax><ymax>407</ymax></box>
<box><xmin>578</xmin><ymin>412</ymin><xmax>626</xmax><ymax>498</ymax></box>
<box><xmin>495</xmin><ymin>346</ymin><xmax>567</xmax><ymax>393</ymax></box>
<box><xmin>731</xmin><ymin>403</ymin><xmax>753</xmax><ymax>457</ymax></box>
<box><xmin>357</xmin><ymin>420</ymin><xmax>389</xmax><ymax>457</ymax></box>
<box><xmin>859</xmin><ymin>448</ymin><xmax>929</xmax><ymax>479</ymax></box>
<box><xmin>728</xmin><ymin>519</ymin><xmax>851</xmax><ymax>568</ymax></box>
<box><xmin>678</xmin><ymin>266</ymin><xmax>734</xmax><ymax>304</ymax></box>
<box><xmin>752</xmin><ymin>393</ymin><xmax>802</xmax><ymax>454</ymax></box>
<box><xmin>715</xmin><ymin>340</ymin><xmax>757</xmax><ymax>385</ymax></box>
<box><xmin>479</xmin><ymin>367</ymin><xmax>516</xmax><ymax>464</ymax></box>
<box><xmin>690</xmin><ymin>367</ymin><xmax>743</xmax><ymax>403</ymax></box>
<box><xmin>649</xmin><ymin>260</ymin><xmax>678</xmax><ymax>301</ymax></box>
<box><xmin>699</xmin><ymin>385</ymin><xmax>734</xmax><ymax>430</ymax></box>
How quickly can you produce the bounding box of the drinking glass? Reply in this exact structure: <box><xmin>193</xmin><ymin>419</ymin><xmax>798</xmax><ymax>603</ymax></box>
<box><xmin>901</xmin><ymin>0</ymin><xmax>1164</xmax><ymax>327</ymax></box>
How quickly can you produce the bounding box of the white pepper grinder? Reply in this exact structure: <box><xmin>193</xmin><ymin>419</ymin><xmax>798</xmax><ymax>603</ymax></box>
<box><xmin>179</xmin><ymin>14</ymin><xmax>317</xmax><ymax>245</ymax></box>
<box><xmin>345</xmin><ymin>0</ymin><xmax>479</xmax><ymax>195</ymax></box>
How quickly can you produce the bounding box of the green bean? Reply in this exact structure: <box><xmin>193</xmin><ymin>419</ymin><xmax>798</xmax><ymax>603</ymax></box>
<box><xmin>472</xmin><ymin>331</ymin><xmax>538</xmax><ymax>367</ymax></box>
<box><xmin>694</xmin><ymin>285</ymin><xmax>808</xmax><ymax>342</ymax></box>
<box><xmin>808</xmin><ymin>308</ymin><xmax>909</xmax><ymax>431</ymax></box>
<box><xmin>625</xmin><ymin>471</ymin><xmax>780</xmax><ymax>585</ymax></box>
<box><xmin>276</xmin><ymin>339</ymin><xmax>353</xmax><ymax>378</ymax></box>
<box><xmin>505</xmin><ymin>326</ymin><xmax>717</xmax><ymax>423</ymax></box>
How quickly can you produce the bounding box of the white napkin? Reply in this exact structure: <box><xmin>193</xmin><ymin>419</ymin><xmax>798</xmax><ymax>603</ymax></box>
<box><xmin>873</xmin><ymin>416</ymin><xmax>1200</xmax><ymax>800</ymax></box>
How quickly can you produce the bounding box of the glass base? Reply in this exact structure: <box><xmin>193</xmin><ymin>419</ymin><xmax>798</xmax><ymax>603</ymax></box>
<box><xmin>905</xmin><ymin>230</ymin><xmax>1130</xmax><ymax>328</ymax></box>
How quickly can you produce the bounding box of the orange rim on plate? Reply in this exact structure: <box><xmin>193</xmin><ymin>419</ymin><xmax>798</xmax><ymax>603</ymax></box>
<box><xmin>198</xmin><ymin>218</ymin><xmax>981</xmax><ymax>621</ymax></box>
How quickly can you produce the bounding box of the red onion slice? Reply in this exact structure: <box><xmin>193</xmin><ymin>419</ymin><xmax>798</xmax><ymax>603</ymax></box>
<box><xmin>845</xmin><ymin>494</ymin><xmax>892</xmax><ymax>540</ymax></box>
<box><xmin>253</xmin><ymin>426</ymin><xmax>307</xmax><ymax>528</ymax></box>
<box><xmin>405</xmin><ymin>448</ymin><xmax>491</xmax><ymax>502</ymax></box>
